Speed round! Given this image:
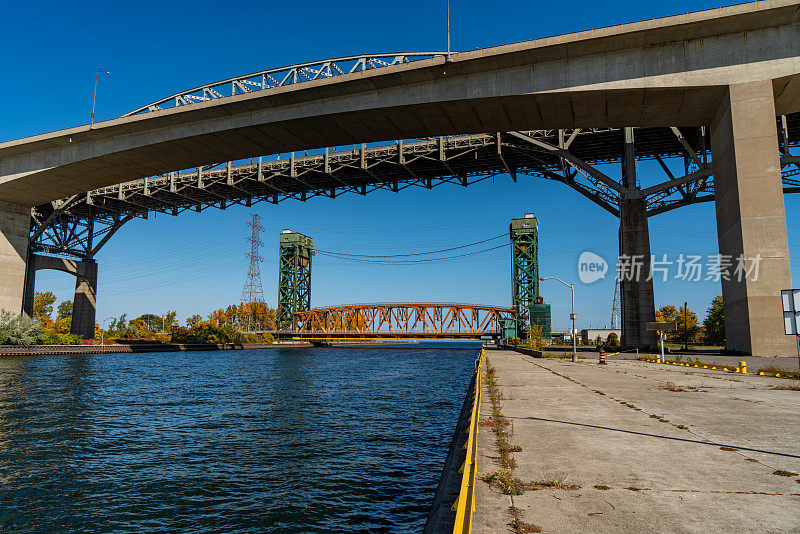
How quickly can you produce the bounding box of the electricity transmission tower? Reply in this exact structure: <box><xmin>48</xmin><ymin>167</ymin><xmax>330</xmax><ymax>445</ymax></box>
<box><xmin>241</xmin><ymin>215</ymin><xmax>265</xmax><ymax>329</ymax></box>
<box><xmin>611</xmin><ymin>278</ymin><xmax>621</xmax><ymax>329</ymax></box>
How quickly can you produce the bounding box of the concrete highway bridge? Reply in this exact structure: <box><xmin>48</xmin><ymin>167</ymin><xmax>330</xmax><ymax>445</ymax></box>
<box><xmin>291</xmin><ymin>303</ymin><xmax>514</xmax><ymax>342</ymax></box>
<box><xmin>1</xmin><ymin>1</ymin><xmax>800</xmax><ymax>355</ymax></box>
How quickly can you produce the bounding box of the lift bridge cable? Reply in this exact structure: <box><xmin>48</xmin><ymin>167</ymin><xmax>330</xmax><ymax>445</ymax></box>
<box><xmin>315</xmin><ymin>242</ymin><xmax>509</xmax><ymax>265</ymax></box>
<box><xmin>314</xmin><ymin>233</ymin><xmax>506</xmax><ymax>258</ymax></box>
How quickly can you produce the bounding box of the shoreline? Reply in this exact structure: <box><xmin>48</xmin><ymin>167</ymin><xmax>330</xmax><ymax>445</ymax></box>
<box><xmin>0</xmin><ymin>342</ymin><xmax>313</xmax><ymax>356</ymax></box>
<box><xmin>0</xmin><ymin>341</ymin><xmax>484</xmax><ymax>357</ymax></box>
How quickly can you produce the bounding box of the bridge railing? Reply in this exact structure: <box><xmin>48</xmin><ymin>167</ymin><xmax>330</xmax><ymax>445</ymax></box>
<box><xmin>451</xmin><ymin>347</ymin><xmax>483</xmax><ymax>533</ymax></box>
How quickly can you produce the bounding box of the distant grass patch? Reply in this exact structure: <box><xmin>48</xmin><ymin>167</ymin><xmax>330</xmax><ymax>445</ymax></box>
<box><xmin>773</xmin><ymin>470</ymin><xmax>799</xmax><ymax>477</ymax></box>
<box><xmin>661</xmin><ymin>381</ymin><xmax>687</xmax><ymax>392</ymax></box>
<box><xmin>593</xmin><ymin>484</ymin><xmax>610</xmax><ymax>490</ymax></box>
<box><xmin>541</xmin><ymin>351</ymin><xmax>573</xmax><ymax>359</ymax></box>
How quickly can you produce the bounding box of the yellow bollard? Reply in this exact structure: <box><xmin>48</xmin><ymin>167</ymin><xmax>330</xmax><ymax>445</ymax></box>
<box><xmin>694</xmin><ymin>364</ymin><xmax>699</xmax><ymax>367</ymax></box>
<box><xmin>712</xmin><ymin>366</ymin><xmax>717</xmax><ymax>370</ymax></box>
<box><xmin>739</xmin><ymin>361</ymin><xmax>747</xmax><ymax>374</ymax></box>
<box><xmin>735</xmin><ymin>367</ymin><xmax>740</xmax><ymax>373</ymax></box>
<box><xmin>776</xmin><ymin>373</ymin><xmax>781</xmax><ymax>378</ymax></box>
<box><xmin>703</xmin><ymin>366</ymin><xmax>708</xmax><ymax>369</ymax></box>
<box><xmin>759</xmin><ymin>371</ymin><xmax>764</xmax><ymax>375</ymax></box>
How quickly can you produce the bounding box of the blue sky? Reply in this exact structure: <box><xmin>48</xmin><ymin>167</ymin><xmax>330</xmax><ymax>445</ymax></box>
<box><xmin>4</xmin><ymin>0</ymin><xmax>799</xmax><ymax>330</ymax></box>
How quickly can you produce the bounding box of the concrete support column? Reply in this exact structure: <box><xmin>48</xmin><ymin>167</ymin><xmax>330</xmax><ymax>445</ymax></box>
<box><xmin>22</xmin><ymin>253</ymin><xmax>37</xmax><ymax>317</ymax></box>
<box><xmin>0</xmin><ymin>201</ymin><xmax>30</xmax><ymax>314</ymax></box>
<box><xmin>619</xmin><ymin>128</ymin><xmax>657</xmax><ymax>351</ymax></box>
<box><xmin>619</xmin><ymin>193</ymin><xmax>658</xmax><ymax>351</ymax></box>
<box><xmin>710</xmin><ymin>80</ymin><xmax>792</xmax><ymax>356</ymax></box>
<box><xmin>71</xmin><ymin>260</ymin><xmax>97</xmax><ymax>340</ymax></box>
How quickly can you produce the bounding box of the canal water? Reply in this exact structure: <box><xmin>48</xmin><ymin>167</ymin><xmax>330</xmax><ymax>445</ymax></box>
<box><xmin>0</xmin><ymin>346</ymin><xmax>478</xmax><ymax>533</ymax></box>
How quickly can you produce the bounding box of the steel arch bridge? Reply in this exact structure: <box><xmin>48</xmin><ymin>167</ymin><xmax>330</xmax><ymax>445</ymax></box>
<box><xmin>292</xmin><ymin>303</ymin><xmax>515</xmax><ymax>341</ymax></box>
<box><xmin>122</xmin><ymin>53</ymin><xmax>446</xmax><ymax>117</ymax></box>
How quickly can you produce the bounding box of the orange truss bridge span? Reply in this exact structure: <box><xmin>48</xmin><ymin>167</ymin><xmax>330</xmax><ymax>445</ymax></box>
<box><xmin>293</xmin><ymin>303</ymin><xmax>515</xmax><ymax>341</ymax></box>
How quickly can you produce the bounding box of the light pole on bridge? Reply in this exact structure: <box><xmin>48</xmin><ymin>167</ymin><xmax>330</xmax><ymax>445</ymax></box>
<box><xmin>540</xmin><ymin>277</ymin><xmax>577</xmax><ymax>362</ymax></box>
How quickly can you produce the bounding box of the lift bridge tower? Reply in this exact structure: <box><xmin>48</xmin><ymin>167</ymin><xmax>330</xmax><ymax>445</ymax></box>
<box><xmin>277</xmin><ymin>230</ymin><xmax>313</xmax><ymax>331</ymax></box>
<box><xmin>510</xmin><ymin>214</ymin><xmax>551</xmax><ymax>339</ymax></box>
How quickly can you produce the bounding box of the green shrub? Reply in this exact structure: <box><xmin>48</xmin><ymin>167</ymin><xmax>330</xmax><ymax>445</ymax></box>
<box><xmin>606</xmin><ymin>332</ymin><xmax>619</xmax><ymax>347</ymax></box>
<box><xmin>0</xmin><ymin>310</ymin><xmax>44</xmax><ymax>345</ymax></box>
<box><xmin>242</xmin><ymin>332</ymin><xmax>276</xmax><ymax>344</ymax></box>
<box><xmin>173</xmin><ymin>323</ymin><xmax>242</xmax><ymax>344</ymax></box>
<box><xmin>42</xmin><ymin>331</ymin><xmax>82</xmax><ymax>345</ymax></box>
<box><xmin>526</xmin><ymin>325</ymin><xmax>544</xmax><ymax>350</ymax></box>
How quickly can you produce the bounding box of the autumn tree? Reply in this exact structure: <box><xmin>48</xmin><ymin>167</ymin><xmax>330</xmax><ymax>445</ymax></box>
<box><xmin>32</xmin><ymin>291</ymin><xmax>56</xmax><ymax>327</ymax></box>
<box><xmin>655</xmin><ymin>304</ymin><xmax>699</xmax><ymax>343</ymax></box>
<box><xmin>186</xmin><ymin>314</ymin><xmax>203</xmax><ymax>328</ymax></box>
<box><xmin>135</xmin><ymin>314</ymin><xmax>164</xmax><ymax>332</ymax></box>
<box><xmin>56</xmin><ymin>300</ymin><xmax>72</xmax><ymax>320</ymax></box>
<box><xmin>526</xmin><ymin>324</ymin><xmax>544</xmax><ymax>350</ymax></box>
<box><xmin>164</xmin><ymin>311</ymin><xmax>177</xmax><ymax>330</ymax></box>
<box><xmin>703</xmin><ymin>296</ymin><xmax>725</xmax><ymax>345</ymax></box>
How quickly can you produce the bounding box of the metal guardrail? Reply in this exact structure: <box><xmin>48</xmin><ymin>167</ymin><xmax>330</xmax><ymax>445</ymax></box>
<box><xmin>451</xmin><ymin>347</ymin><xmax>483</xmax><ymax>533</ymax></box>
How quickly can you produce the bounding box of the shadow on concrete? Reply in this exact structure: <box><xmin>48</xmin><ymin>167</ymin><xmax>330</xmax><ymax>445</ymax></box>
<box><xmin>508</xmin><ymin>415</ymin><xmax>800</xmax><ymax>459</ymax></box>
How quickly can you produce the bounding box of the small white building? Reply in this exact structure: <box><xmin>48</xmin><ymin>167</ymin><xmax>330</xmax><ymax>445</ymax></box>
<box><xmin>581</xmin><ymin>328</ymin><xmax>621</xmax><ymax>345</ymax></box>
<box><xmin>550</xmin><ymin>330</ymin><xmax>575</xmax><ymax>343</ymax></box>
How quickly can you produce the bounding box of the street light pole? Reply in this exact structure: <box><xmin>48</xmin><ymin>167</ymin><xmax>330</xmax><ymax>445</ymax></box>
<box><xmin>446</xmin><ymin>0</ymin><xmax>451</xmax><ymax>58</ymax></box>
<box><xmin>683</xmin><ymin>301</ymin><xmax>688</xmax><ymax>352</ymax></box>
<box><xmin>540</xmin><ymin>276</ymin><xmax>577</xmax><ymax>362</ymax></box>
<box><xmin>101</xmin><ymin>316</ymin><xmax>114</xmax><ymax>345</ymax></box>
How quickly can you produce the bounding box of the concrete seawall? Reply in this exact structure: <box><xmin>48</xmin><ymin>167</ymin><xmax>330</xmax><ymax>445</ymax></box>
<box><xmin>424</xmin><ymin>361</ymin><xmax>479</xmax><ymax>533</ymax></box>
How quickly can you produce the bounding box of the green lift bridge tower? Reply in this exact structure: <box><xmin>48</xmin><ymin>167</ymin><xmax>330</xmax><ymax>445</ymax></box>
<box><xmin>277</xmin><ymin>230</ymin><xmax>313</xmax><ymax>330</ymax></box>
<box><xmin>510</xmin><ymin>214</ymin><xmax>551</xmax><ymax>339</ymax></box>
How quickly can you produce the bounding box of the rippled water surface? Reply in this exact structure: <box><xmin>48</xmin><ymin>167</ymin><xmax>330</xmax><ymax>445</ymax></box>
<box><xmin>0</xmin><ymin>346</ymin><xmax>477</xmax><ymax>533</ymax></box>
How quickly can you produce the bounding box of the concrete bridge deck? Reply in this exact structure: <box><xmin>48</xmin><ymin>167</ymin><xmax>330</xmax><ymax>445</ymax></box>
<box><xmin>473</xmin><ymin>349</ymin><xmax>800</xmax><ymax>533</ymax></box>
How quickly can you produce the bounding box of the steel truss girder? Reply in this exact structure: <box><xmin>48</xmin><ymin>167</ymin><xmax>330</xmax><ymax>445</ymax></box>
<box><xmin>33</xmin><ymin>115</ymin><xmax>800</xmax><ymax>259</ymax></box>
<box><xmin>294</xmin><ymin>303</ymin><xmax>514</xmax><ymax>338</ymax></box>
<box><xmin>29</xmin><ymin>207</ymin><xmax>132</xmax><ymax>259</ymax></box>
<box><xmin>648</xmin><ymin>153</ymin><xmax>799</xmax><ymax>216</ymax></box>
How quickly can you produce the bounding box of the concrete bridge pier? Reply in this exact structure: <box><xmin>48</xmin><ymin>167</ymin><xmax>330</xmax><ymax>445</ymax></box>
<box><xmin>71</xmin><ymin>260</ymin><xmax>97</xmax><ymax>340</ymax></box>
<box><xmin>619</xmin><ymin>128</ymin><xmax>658</xmax><ymax>352</ymax></box>
<box><xmin>23</xmin><ymin>254</ymin><xmax>98</xmax><ymax>339</ymax></box>
<box><xmin>619</xmin><ymin>194</ymin><xmax>658</xmax><ymax>351</ymax></box>
<box><xmin>0</xmin><ymin>201</ymin><xmax>30</xmax><ymax>315</ymax></box>
<box><xmin>710</xmin><ymin>80</ymin><xmax>793</xmax><ymax>357</ymax></box>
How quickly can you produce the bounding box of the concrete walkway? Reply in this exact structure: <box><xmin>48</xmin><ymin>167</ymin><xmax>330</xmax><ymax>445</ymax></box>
<box><xmin>473</xmin><ymin>350</ymin><xmax>800</xmax><ymax>533</ymax></box>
